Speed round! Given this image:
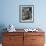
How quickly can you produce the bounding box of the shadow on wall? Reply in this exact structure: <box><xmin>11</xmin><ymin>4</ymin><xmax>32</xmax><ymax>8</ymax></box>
<box><xmin>0</xmin><ymin>24</ymin><xmax>7</xmax><ymax>43</ymax></box>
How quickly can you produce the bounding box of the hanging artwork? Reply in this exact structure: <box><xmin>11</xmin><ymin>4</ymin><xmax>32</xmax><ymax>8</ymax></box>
<box><xmin>19</xmin><ymin>5</ymin><xmax>34</xmax><ymax>23</ymax></box>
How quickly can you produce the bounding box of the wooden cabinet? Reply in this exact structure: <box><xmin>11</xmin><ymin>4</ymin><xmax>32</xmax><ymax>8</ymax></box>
<box><xmin>24</xmin><ymin>32</ymin><xmax>45</xmax><ymax>46</ymax></box>
<box><xmin>3</xmin><ymin>32</ymin><xmax>24</xmax><ymax>46</ymax></box>
<box><xmin>2</xmin><ymin>31</ymin><xmax>45</xmax><ymax>46</ymax></box>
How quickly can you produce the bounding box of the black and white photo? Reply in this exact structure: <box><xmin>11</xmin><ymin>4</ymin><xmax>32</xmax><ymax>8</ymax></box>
<box><xmin>19</xmin><ymin>5</ymin><xmax>34</xmax><ymax>23</ymax></box>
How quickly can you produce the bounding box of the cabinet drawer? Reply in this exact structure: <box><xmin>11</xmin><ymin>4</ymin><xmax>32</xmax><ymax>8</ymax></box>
<box><xmin>32</xmin><ymin>44</ymin><xmax>44</xmax><ymax>46</ymax></box>
<box><xmin>24</xmin><ymin>32</ymin><xmax>44</xmax><ymax>36</ymax></box>
<box><xmin>3</xmin><ymin>36</ymin><xmax>23</xmax><ymax>44</ymax></box>
<box><xmin>3</xmin><ymin>43</ymin><xmax>23</xmax><ymax>46</ymax></box>
<box><xmin>3</xmin><ymin>32</ymin><xmax>23</xmax><ymax>36</ymax></box>
<box><xmin>32</xmin><ymin>36</ymin><xmax>45</xmax><ymax>44</ymax></box>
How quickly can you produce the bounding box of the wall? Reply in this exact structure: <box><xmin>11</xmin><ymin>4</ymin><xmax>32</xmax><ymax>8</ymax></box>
<box><xmin>0</xmin><ymin>0</ymin><xmax>46</xmax><ymax>29</ymax></box>
<box><xmin>0</xmin><ymin>0</ymin><xmax>46</xmax><ymax>44</ymax></box>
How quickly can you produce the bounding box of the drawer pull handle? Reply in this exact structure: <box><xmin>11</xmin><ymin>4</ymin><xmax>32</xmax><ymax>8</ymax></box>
<box><xmin>32</xmin><ymin>39</ymin><xmax>36</xmax><ymax>40</ymax></box>
<box><xmin>9</xmin><ymin>38</ymin><xmax>13</xmax><ymax>40</ymax></box>
<box><xmin>9</xmin><ymin>38</ymin><xmax>12</xmax><ymax>40</ymax></box>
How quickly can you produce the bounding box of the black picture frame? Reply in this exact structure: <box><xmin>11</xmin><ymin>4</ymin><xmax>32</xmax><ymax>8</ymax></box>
<box><xmin>19</xmin><ymin>5</ymin><xmax>34</xmax><ymax>23</ymax></box>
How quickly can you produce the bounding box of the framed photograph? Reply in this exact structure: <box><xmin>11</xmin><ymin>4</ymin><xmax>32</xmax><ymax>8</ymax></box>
<box><xmin>19</xmin><ymin>5</ymin><xmax>34</xmax><ymax>23</ymax></box>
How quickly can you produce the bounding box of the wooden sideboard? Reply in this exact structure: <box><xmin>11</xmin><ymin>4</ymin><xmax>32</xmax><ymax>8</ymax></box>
<box><xmin>2</xmin><ymin>30</ymin><xmax>45</xmax><ymax>46</ymax></box>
